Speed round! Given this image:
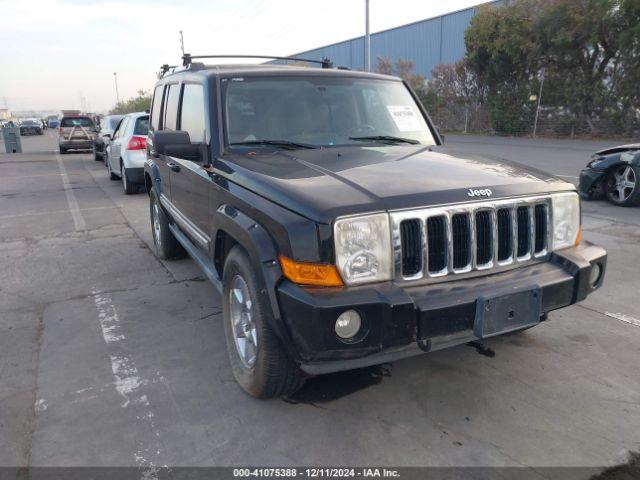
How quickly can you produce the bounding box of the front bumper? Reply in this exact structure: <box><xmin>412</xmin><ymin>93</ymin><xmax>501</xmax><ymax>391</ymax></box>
<box><xmin>578</xmin><ymin>168</ymin><xmax>606</xmax><ymax>199</ymax></box>
<box><xmin>276</xmin><ymin>242</ymin><xmax>607</xmax><ymax>375</ymax></box>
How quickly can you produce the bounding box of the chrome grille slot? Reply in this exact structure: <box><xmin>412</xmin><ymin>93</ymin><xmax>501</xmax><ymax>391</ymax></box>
<box><xmin>475</xmin><ymin>210</ymin><xmax>493</xmax><ymax>266</ymax></box>
<box><xmin>392</xmin><ymin>195</ymin><xmax>552</xmax><ymax>284</ymax></box>
<box><xmin>534</xmin><ymin>204</ymin><xmax>548</xmax><ymax>255</ymax></box>
<box><xmin>451</xmin><ymin>213</ymin><xmax>471</xmax><ymax>271</ymax></box>
<box><xmin>427</xmin><ymin>216</ymin><xmax>447</xmax><ymax>274</ymax></box>
<box><xmin>517</xmin><ymin>206</ymin><xmax>531</xmax><ymax>258</ymax></box>
<box><xmin>496</xmin><ymin>208</ymin><xmax>513</xmax><ymax>262</ymax></box>
<box><xmin>400</xmin><ymin>219</ymin><xmax>422</xmax><ymax>277</ymax></box>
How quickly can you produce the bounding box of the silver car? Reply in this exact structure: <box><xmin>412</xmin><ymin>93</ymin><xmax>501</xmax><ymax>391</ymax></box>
<box><xmin>93</xmin><ymin>114</ymin><xmax>124</xmax><ymax>162</ymax></box>
<box><xmin>105</xmin><ymin>111</ymin><xmax>149</xmax><ymax>194</ymax></box>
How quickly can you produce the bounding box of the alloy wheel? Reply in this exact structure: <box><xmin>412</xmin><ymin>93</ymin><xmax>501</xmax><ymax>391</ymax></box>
<box><xmin>229</xmin><ymin>275</ymin><xmax>258</xmax><ymax>369</ymax></box>
<box><xmin>152</xmin><ymin>203</ymin><xmax>162</xmax><ymax>249</ymax></box>
<box><xmin>610</xmin><ymin>165</ymin><xmax>636</xmax><ymax>202</ymax></box>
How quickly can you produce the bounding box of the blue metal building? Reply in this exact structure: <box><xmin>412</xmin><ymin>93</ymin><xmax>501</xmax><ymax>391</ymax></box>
<box><xmin>280</xmin><ymin>1</ymin><xmax>501</xmax><ymax>78</ymax></box>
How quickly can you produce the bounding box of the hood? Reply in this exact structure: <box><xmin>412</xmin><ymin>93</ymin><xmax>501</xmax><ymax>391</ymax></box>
<box><xmin>217</xmin><ymin>145</ymin><xmax>573</xmax><ymax>223</ymax></box>
<box><xmin>595</xmin><ymin>143</ymin><xmax>640</xmax><ymax>157</ymax></box>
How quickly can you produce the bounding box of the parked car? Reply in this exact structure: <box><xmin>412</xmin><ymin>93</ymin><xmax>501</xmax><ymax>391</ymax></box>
<box><xmin>93</xmin><ymin>114</ymin><xmax>124</xmax><ymax>162</ymax></box>
<box><xmin>105</xmin><ymin>112</ymin><xmax>149</xmax><ymax>194</ymax></box>
<box><xmin>19</xmin><ymin>119</ymin><xmax>43</xmax><ymax>136</ymax></box>
<box><xmin>144</xmin><ymin>57</ymin><xmax>607</xmax><ymax>398</ymax></box>
<box><xmin>58</xmin><ymin>116</ymin><xmax>96</xmax><ymax>154</ymax></box>
<box><xmin>47</xmin><ymin>116</ymin><xmax>60</xmax><ymax>129</ymax></box>
<box><xmin>579</xmin><ymin>143</ymin><xmax>640</xmax><ymax>206</ymax></box>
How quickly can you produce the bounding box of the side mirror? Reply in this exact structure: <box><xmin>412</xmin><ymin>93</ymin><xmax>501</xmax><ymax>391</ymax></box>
<box><xmin>154</xmin><ymin>130</ymin><xmax>205</xmax><ymax>162</ymax></box>
<box><xmin>154</xmin><ymin>130</ymin><xmax>191</xmax><ymax>156</ymax></box>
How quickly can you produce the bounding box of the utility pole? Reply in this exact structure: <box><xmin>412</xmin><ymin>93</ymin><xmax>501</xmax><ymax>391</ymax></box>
<box><xmin>364</xmin><ymin>0</ymin><xmax>371</xmax><ymax>72</ymax></box>
<box><xmin>113</xmin><ymin>72</ymin><xmax>120</xmax><ymax>104</ymax></box>
<box><xmin>180</xmin><ymin>30</ymin><xmax>185</xmax><ymax>56</ymax></box>
<box><xmin>532</xmin><ymin>67</ymin><xmax>545</xmax><ymax>138</ymax></box>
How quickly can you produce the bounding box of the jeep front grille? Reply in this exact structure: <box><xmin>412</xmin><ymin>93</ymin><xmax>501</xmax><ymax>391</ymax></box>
<box><xmin>391</xmin><ymin>196</ymin><xmax>552</xmax><ymax>284</ymax></box>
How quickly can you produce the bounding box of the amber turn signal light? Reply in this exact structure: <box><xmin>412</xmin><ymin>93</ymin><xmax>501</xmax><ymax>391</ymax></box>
<box><xmin>575</xmin><ymin>225</ymin><xmax>582</xmax><ymax>246</ymax></box>
<box><xmin>279</xmin><ymin>255</ymin><xmax>344</xmax><ymax>287</ymax></box>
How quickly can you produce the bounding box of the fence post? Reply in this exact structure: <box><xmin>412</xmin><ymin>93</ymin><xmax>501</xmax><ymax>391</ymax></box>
<box><xmin>532</xmin><ymin>67</ymin><xmax>545</xmax><ymax>138</ymax></box>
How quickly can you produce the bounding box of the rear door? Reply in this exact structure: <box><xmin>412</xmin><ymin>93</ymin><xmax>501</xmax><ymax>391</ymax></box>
<box><xmin>168</xmin><ymin>82</ymin><xmax>212</xmax><ymax>250</ymax></box>
<box><xmin>61</xmin><ymin>117</ymin><xmax>94</xmax><ymax>143</ymax></box>
<box><xmin>107</xmin><ymin>117</ymin><xmax>128</xmax><ymax>171</ymax></box>
<box><xmin>152</xmin><ymin>82</ymin><xmax>181</xmax><ymax>200</ymax></box>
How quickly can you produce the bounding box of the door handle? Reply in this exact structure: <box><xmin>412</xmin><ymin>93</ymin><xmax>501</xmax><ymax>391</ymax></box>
<box><xmin>167</xmin><ymin>162</ymin><xmax>181</xmax><ymax>172</ymax></box>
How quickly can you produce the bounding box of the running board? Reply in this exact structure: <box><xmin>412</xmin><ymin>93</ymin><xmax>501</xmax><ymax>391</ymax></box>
<box><xmin>168</xmin><ymin>223</ymin><xmax>222</xmax><ymax>294</ymax></box>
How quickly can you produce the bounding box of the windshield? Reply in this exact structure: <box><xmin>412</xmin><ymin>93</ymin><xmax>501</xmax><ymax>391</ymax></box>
<box><xmin>61</xmin><ymin>117</ymin><xmax>94</xmax><ymax>127</ymax></box>
<box><xmin>223</xmin><ymin>76</ymin><xmax>435</xmax><ymax>148</ymax></box>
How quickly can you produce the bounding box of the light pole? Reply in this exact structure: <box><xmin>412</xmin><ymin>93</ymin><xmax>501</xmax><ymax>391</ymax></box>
<box><xmin>113</xmin><ymin>72</ymin><xmax>120</xmax><ymax>104</ymax></box>
<box><xmin>180</xmin><ymin>30</ymin><xmax>185</xmax><ymax>56</ymax></box>
<box><xmin>364</xmin><ymin>0</ymin><xmax>371</xmax><ymax>72</ymax></box>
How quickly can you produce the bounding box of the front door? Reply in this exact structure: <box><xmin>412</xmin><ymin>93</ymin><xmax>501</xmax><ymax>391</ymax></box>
<box><xmin>167</xmin><ymin>83</ymin><xmax>212</xmax><ymax>251</ymax></box>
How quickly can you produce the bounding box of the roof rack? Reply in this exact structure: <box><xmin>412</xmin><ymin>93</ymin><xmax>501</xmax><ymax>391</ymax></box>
<box><xmin>181</xmin><ymin>53</ymin><xmax>334</xmax><ymax>69</ymax></box>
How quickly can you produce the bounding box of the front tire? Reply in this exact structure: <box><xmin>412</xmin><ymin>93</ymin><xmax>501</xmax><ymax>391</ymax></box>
<box><xmin>222</xmin><ymin>246</ymin><xmax>305</xmax><ymax>398</ymax></box>
<box><xmin>149</xmin><ymin>190</ymin><xmax>185</xmax><ymax>260</ymax></box>
<box><xmin>93</xmin><ymin>145</ymin><xmax>101</xmax><ymax>161</ymax></box>
<box><xmin>605</xmin><ymin>164</ymin><xmax>640</xmax><ymax>207</ymax></box>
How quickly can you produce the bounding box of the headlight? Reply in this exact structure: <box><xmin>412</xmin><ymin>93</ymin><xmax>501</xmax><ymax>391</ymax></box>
<box><xmin>334</xmin><ymin>213</ymin><xmax>392</xmax><ymax>285</ymax></box>
<box><xmin>551</xmin><ymin>192</ymin><xmax>580</xmax><ymax>250</ymax></box>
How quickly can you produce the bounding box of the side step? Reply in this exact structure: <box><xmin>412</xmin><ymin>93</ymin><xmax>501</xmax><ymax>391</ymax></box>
<box><xmin>168</xmin><ymin>223</ymin><xmax>222</xmax><ymax>294</ymax></box>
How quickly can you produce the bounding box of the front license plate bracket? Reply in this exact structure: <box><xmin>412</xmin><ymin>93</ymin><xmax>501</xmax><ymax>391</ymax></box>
<box><xmin>474</xmin><ymin>287</ymin><xmax>542</xmax><ymax>339</ymax></box>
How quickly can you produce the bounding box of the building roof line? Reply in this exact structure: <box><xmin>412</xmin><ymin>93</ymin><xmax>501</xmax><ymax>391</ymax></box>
<box><xmin>281</xmin><ymin>0</ymin><xmax>499</xmax><ymax>59</ymax></box>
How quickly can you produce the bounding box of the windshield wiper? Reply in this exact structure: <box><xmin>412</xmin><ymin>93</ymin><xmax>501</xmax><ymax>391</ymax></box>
<box><xmin>228</xmin><ymin>140</ymin><xmax>317</xmax><ymax>150</ymax></box>
<box><xmin>349</xmin><ymin>135</ymin><xmax>420</xmax><ymax>145</ymax></box>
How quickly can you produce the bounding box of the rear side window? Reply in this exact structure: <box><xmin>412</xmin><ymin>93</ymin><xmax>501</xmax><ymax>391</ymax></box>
<box><xmin>163</xmin><ymin>84</ymin><xmax>180</xmax><ymax>130</ymax></box>
<box><xmin>150</xmin><ymin>85</ymin><xmax>164</xmax><ymax>130</ymax></box>
<box><xmin>134</xmin><ymin>116</ymin><xmax>149</xmax><ymax>136</ymax></box>
<box><xmin>108</xmin><ymin>117</ymin><xmax>122</xmax><ymax>129</ymax></box>
<box><xmin>179</xmin><ymin>84</ymin><xmax>206</xmax><ymax>143</ymax></box>
<box><xmin>61</xmin><ymin>117</ymin><xmax>94</xmax><ymax>127</ymax></box>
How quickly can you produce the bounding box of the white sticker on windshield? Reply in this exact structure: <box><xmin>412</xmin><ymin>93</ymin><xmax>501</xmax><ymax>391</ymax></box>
<box><xmin>386</xmin><ymin>105</ymin><xmax>422</xmax><ymax>132</ymax></box>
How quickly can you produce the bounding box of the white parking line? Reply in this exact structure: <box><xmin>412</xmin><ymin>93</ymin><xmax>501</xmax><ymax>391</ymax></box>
<box><xmin>605</xmin><ymin>312</ymin><xmax>640</xmax><ymax>328</ymax></box>
<box><xmin>55</xmin><ymin>152</ymin><xmax>87</xmax><ymax>231</ymax></box>
<box><xmin>555</xmin><ymin>174</ymin><xmax>579</xmax><ymax>179</ymax></box>
<box><xmin>91</xmin><ymin>291</ymin><xmax>162</xmax><ymax>476</ymax></box>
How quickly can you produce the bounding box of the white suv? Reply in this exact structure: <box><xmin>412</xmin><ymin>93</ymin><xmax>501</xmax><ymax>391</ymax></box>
<box><xmin>105</xmin><ymin>111</ymin><xmax>149</xmax><ymax>194</ymax></box>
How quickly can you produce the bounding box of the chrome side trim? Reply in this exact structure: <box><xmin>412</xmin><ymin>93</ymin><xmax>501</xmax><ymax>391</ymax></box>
<box><xmin>159</xmin><ymin>193</ymin><xmax>210</xmax><ymax>249</ymax></box>
<box><xmin>391</xmin><ymin>195</ymin><xmax>553</xmax><ymax>286</ymax></box>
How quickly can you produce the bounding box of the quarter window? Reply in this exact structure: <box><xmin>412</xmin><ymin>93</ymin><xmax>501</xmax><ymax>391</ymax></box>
<box><xmin>150</xmin><ymin>85</ymin><xmax>164</xmax><ymax>130</ymax></box>
<box><xmin>179</xmin><ymin>84</ymin><xmax>206</xmax><ymax>143</ymax></box>
<box><xmin>164</xmin><ymin>84</ymin><xmax>180</xmax><ymax>131</ymax></box>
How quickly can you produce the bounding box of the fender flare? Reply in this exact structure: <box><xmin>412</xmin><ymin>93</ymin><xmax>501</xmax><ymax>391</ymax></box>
<box><xmin>213</xmin><ymin>204</ymin><xmax>301</xmax><ymax>362</ymax></box>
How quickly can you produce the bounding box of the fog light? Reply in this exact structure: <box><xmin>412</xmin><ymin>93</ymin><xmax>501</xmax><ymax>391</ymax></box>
<box><xmin>335</xmin><ymin>310</ymin><xmax>362</xmax><ymax>339</ymax></box>
<box><xmin>589</xmin><ymin>263</ymin><xmax>602</xmax><ymax>287</ymax></box>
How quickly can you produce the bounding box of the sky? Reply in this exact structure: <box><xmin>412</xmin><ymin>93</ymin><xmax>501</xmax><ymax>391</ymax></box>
<box><xmin>0</xmin><ymin>0</ymin><xmax>491</xmax><ymax>113</ymax></box>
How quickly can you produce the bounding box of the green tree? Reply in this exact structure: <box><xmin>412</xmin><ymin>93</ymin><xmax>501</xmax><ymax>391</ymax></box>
<box><xmin>465</xmin><ymin>0</ymin><xmax>640</xmax><ymax>136</ymax></box>
<box><xmin>109</xmin><ymin>90</ymin><xmax>151</xmax><ymax>115</ymax></box>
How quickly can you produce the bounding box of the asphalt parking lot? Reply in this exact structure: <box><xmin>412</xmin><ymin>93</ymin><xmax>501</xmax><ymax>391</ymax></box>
<box><xmin>1</xmin><ymin>132</ymin><xmax>639</xmax><ymax>472</ymax></box>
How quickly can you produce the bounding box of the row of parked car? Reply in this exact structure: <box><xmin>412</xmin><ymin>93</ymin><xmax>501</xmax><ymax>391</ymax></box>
<box><xmin>57</xmin><ymin>112</ymin><xmax>149</xmax><ymax>194</ymax></box>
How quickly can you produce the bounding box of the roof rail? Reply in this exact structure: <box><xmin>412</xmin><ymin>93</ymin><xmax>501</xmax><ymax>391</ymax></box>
<box><xmin>181</xmin><ymin>53</ymin><xmax>334</xmax><ymax>69</ymax></box>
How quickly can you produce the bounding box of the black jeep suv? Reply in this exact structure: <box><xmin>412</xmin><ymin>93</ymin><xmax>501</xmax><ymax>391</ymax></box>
<box><xmin>144</xmin><ymin>58</ymin><xmax>607</xmax><ymax>398</ymax></box>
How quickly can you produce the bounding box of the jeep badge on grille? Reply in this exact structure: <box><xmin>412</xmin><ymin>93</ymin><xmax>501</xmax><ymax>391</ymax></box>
<box><xmin>468</xmin><ymin>188</ymin><xmax>493</xmax><ymax>198</ymax></box>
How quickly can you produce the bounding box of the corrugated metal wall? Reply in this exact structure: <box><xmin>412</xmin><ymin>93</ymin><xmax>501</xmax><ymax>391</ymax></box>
<box><xmin>281</xmin><ymin>1</ymin><xmax>501</xmax><ymax>78</ymax></box>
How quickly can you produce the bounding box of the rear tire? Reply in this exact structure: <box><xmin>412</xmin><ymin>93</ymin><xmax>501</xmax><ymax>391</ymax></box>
<box><xmin>605</xmin><ymin>164</ymin><xmax>640</xmax><ymax>207</ymax></box>
<box><xmin>93</xmin><ymin>145</ymin><xmax>101</xmax><ymax>161</ymax></box>
<box><xmin>149</xmin><ymin>190</ymin><xmax>185</xmax><ymax>260</ymax></box>
<box><xmin>59</xmin><ymin>147</ymin><xmax>67</xmax><ymax>155</ymax></box>
<box><xmin>121</xmin><ymin>163</ymin><xmax>137</xmax><ymax>194</ymax></box>
<box><xmin>222</xmin><ymin>246</ymin><xmax>305</xmax><ymax>398</ymax></box>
